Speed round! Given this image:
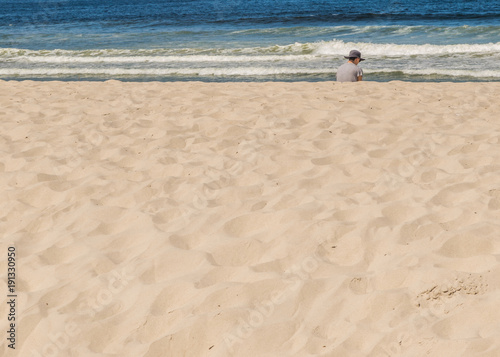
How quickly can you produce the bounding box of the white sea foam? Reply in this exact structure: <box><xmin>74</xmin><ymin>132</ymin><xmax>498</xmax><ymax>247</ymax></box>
<box><xmin>313</xmin><ymin>40</ymin><xmax>500</xmax><ymax>56</ymax></box>
<box><xmin>1</xmin><ymin>66</ymin><xmax>499</xmax><ymax>78</ymax></box>
<box><xmin>2</xmin><ymin>39</ymin><xmax>500</xmax><ymax>60</ymax></box>
<box><xmin>367</xmin><ymin>68</ymin><xmax>500</xmax><ymax>78</ymax></box>
<box><xmin>12</xmin><ymin>54</ymin><xmax>317</xmax><ymax>63</ymax></box>
<box><xmin>0</xmin><ymin>67</ymin><xmax>330</xmax><ymax>76</ymax></box>
<box><xmin>1</xmin><ymin>39</ymin><xmax>500</xmax><ymax>80</ymax></box>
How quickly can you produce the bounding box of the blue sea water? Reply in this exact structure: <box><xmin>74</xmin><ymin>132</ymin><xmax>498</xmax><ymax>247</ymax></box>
<box><xmin>1</xmin><ymin>0</ymin><xmax>500</xmax><ymax>82</ymax></box>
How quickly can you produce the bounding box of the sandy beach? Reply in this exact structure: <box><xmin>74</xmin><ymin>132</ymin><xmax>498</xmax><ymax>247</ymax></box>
<box><xmin>1</xmin><ymin>80</ymin><xmax>500</xmax><ymax>356</ymax></box>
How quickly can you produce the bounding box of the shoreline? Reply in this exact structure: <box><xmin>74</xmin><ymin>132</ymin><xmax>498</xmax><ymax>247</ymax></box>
<box><xmin>2</xmin><ymin>77</ymin><xmax>500</xmax><ymax>83</ymax></box>
<box><xmin>3</xmin><ymin>78</ymin><xmax>500</xmax><ymax>85</ymax></box>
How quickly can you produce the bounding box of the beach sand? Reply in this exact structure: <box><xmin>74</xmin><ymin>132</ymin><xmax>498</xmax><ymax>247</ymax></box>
<box><xmin>1</xmin><ymin>80</ymin><xmax>500</xmax><ymax>356</ymax></box>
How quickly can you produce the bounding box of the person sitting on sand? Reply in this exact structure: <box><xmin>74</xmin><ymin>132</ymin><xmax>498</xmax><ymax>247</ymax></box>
<box><xmin>336</xmin><ymin>50</ymin><xmax>365</xmax><ymax>82</ymax></box>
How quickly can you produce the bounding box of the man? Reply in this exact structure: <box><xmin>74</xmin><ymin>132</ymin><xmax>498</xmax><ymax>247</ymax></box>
<box><xmin>336</xmin><ymin>50</ymin><xmax>365</xmax><ymax>82</ymax></box>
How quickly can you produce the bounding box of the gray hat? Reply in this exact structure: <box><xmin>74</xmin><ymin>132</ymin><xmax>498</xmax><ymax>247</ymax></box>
<box><xmin>344</xmin><ymin>50</ymin><xmax>365</xmax><ymax>61</ymax></box>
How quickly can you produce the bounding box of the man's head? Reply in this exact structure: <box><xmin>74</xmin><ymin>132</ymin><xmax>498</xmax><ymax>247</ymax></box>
<box><xmin>344</xmin><ymin>50</ymin><xmax>365</xmax><ymax>65</ymax></box>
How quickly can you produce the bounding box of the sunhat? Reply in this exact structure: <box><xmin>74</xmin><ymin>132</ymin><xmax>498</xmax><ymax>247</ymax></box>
<box><xmin>344</xmin><ymin>50</ymin><xmax>365</xmax><ymax>61</ymax></box>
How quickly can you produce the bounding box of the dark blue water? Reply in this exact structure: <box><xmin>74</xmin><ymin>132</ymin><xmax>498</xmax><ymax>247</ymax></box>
<box><xmin>1</xmin><ymin>0</ymin><xmax>500</xmax><ymax>81</ymax></box>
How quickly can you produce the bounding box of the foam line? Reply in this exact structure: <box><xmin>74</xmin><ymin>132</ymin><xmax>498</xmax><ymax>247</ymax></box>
<box><xmin>1</xmin><ymin>67</ymin><xmax>499</xmax><ymax>78</ymax></box>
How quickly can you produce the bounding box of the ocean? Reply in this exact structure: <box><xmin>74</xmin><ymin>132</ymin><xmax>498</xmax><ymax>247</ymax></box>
<box><xmin>1</xmin><ymin>0</ymin><xmax>499</xmax><ymax>82</ymax></box>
